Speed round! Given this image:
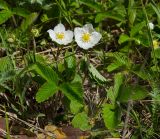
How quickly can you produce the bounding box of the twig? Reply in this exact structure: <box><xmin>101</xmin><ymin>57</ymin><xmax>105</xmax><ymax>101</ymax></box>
<box><xmin>0</xmin><ymin>106</ymin><xmax>56</xmax><ymax>138</ymax></box>
<box><xmin>122</xmin><ymin>101</ymin><xmax>133</xmax><ymax>139</ymax></box>
<box><xmin>0</xmin><ymin>128</ymin><xmax>14</xmax><ymax>138</ymax></box>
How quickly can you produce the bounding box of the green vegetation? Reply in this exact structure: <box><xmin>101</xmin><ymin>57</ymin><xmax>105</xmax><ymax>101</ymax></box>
<box><xmin>0</xmin><ymin>0</ymin><xmax>160</xmax><ymax>138</ymax></box>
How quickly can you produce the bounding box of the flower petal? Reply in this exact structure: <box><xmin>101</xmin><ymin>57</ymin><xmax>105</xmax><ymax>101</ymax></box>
<box><xmin>83</xmin><ymin>24</ymin><xmax>94</xmax><ymax>33</ymax></box>
<box><xmin>63</xmin><ymin>30</ymin><xmax>73</xmax><ymax>45</ymax></box>
<box><xmin>74</xmin><ymin>27</ymin><xmax>83</xmax><ymax>41</ymax></box>
<box><xmin>76</xmin><ymin>39</ymin><xmax>93</xmax><ymax>50</ymax></box>
<box><xmin>74</xmin><ymin>27</ymin><xmax>83</xmax><ymax>36</ymax></box>
<box><xmin>54</xmin><ymin>23</ymin><xmax>65</xmax><ymax>32</ymax></box>
<box><xmin>54</xmin><ymin>38</ymin><xmax>64</xmax><ymax>45</ymax></box>
<box><xmin>74</xmin><ymin>24</ymin><xmax>102</xmax><ymax>50</ymax></box>
<box><xmin>91</xmin><ymin>31</ymin><xmax>102</xmax><ymax>45</ymax></box>
<box><xmin>47</xmin><ymin>29</ymin><xmax>56</xmax><ymax>41</ymax></box>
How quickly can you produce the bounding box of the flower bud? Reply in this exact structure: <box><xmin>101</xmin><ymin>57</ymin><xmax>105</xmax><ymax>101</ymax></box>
<box><xmin>31</xmin><ymin>28</ymin><xmax>39</xmax><ymax>37</ymax></box>
<box><xmin>7</xmin><ymin>34</ymin><xmax>15</xmax><ymax>43</ymax></box>
<box><xmin>149</xmin><ymin>22</ymin><xmax>154</xmax><ymax>30</ymax></box>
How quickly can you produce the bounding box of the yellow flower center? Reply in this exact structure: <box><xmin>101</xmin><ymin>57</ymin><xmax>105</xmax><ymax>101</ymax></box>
<box><xmin>82</xmin><ymin>33</ymin><xmax>91</xmax><ymax>42</ymax></box>
<box><xmin>153</xmin><ymin>40</ymin><xmax>159</xmax><ymax>49</ymax></box>
<box><xmin>56</xmin><ymin>32</ymin><xmax>64</xmax><ymax>40</ymax></box>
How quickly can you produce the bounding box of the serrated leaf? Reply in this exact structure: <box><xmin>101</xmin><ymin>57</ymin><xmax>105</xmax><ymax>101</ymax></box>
<box><xmin>107</xmin><ymin>61</ymin><xmax>123</xmax><ymax>72</ymax></box>
<box><xmin>107</xmin><ymin>73</ymin><xmax>124</xmax><ymax>104</ymax></box>
<box><xmin>0</xmin><ymin>10</ymin><xmax>12</xmax><ymax>25</ymax></box>
<box><xmin>59</xmin><ymin>82</ymin><xmax>83</xmax><ymax>104</ymax></box>
<box><xmin>102</xmin><ymin>104</ymin><xmax>120</xmax><ymax>129</ymax></box>
<box><xmin>0</xmin><ymin>70</ymin><xmax>16</xmax><ymax>83</ymax></box>
<box><xmin>65</xmin><ymin>51</ymin><xmax>76</xmax><ymax>69</ymax></box>
<box><xmin>117</xmin><ymin>85</ymin><xmax>149</xmax><ymax>102</ymax></box>
<box><xmin>118</xmin><ymin>34</ymin><xmax>131</xmax><ymax>44</ymax></box>
<box><xmin>130</xmin><ymin>21</ymin><xmax>146</xmax><ymax>37</ymax></box>
<box><xmin>70</xmin><ymin>101</ymin><xmax>83</xmax><ymax>114</ymax></box>
<box><xmin>89</xmin><ymin>63</ymin><xmax>106</xmax><ymax>82</ymax></box>
<box><xmin>107</xmin><ymin>52</ymin><xmax>131</xmax><ymax>67</ymax></box>
<box><xmin>128</xmin><ymin>8</ymin><xmax>136</xmax><ymax>26</ymax></box>
<box><xmin>36</xmin><ymin>82</ymin><xmax>58</xmax><ymax>103</ymax></box>
<box><xmin>128</xmin><ymin>0</ymin><xmax>136</xmax><ymax>26</ymax></box>
<box><xmin>72</xmin><ymin>74</ymin><xmax>82</xmax><ymax>84</ymax></box>
<box><xmin>0</xmin><ymin>56</ymin><xmax>13</xmax><ymax>72</ymax></box>
<box><xmin>132</xmin><ymin>67</ymin><xmax>151</xmax><ymax>80</ymax></box>
<box><xmin>113</xmin><ymin>73</ymin><xmax>124</xmax><ymax>100</ymax></box>
<box><xmin>29</xmin><ymin>63</ymin><xmax>58</xmax><ymax>83</ymax></box>
<box><xmin>21</xmin><ymin>12</ymin><xmax>38</xmax><ymax>31</ymax></box>
<box><xmin>72</xmin><ymin>112</ymin><xmax>91</xmax><ymax>131</ymax></box>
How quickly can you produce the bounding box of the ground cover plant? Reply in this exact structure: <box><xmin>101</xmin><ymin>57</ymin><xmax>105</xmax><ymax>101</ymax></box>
<box><xmin>0</xmin><ymin>0</ymin><xmax>160</xmax><ymax>138</ymax></box>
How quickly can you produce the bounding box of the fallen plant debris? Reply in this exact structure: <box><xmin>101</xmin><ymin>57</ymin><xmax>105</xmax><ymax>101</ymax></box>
<box><xmin>0</xmin><ymin>0</ymin><xmax>160</xmax><ymax>138</ymax></box>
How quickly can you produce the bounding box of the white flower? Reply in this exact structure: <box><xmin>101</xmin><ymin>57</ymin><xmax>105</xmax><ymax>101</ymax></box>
<box><xmin>47</xmin><ymin>23</ymin><xmax>73</xmax><ymax>45</ymax></box>
<box><xmin>149</xmin><ymin>22</ymin><xmax>154</xmax><ymax>30</ymax></box>
<box><xmin>74</xmin><ymin>24</ymin><xmax>102</xmax><ymax>50</ymax></box>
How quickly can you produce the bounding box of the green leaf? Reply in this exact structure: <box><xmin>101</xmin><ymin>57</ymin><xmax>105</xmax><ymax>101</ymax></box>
<box><xmin>107</xmin><ymin>61</ymin><xmax>123</xmax><ymax>72</ymax></box>
<box><xmin>70</xmin><ymin>101</ymin><xmax>83</xmax><ymax>114</ymax></box>
<box><xmin>107</xmin><ymin>73</ymin><xmax>124</xmax><ymax>103</ymax></box>
<box><xmin>153</xmin><ymin>48</ymin><xmax>160</xmax><ymax>59</ymax></box>
<box><xmin>21</xmin><ymin>12</ymin><xmax>38</xmax><ymax>31</ymax></box>
<box><xmin>113</xmin><ymin>73</ymin><xmax>124</xmax><ymax>99</ymax></box>
<box><xmin>102</xmin><ymin>104</ymin><xmax>120</xmax><ymax>129</ymax></box>
<box><xmin>72</xmin><ymin>112</ymin><xmax>91</xmax><ymax>131</ymax></box>
<box><xmin>117</xmin><ymin>85</ymin><xmax>149</xmax><ymax>102</ymax></box>
<box><xmin>0</xmin><ymin>70</ymin><xmax>15</xmax><ymax>83</ymax></box>
<box><xmin>35</xmin><ymin>54</ymin><xmax>47</xmax><ymax>64</ymax></box>
<box><xmin>29</xmin><ymin>63</ymin><xmax>58</xmax><ymax>83</ymax></box>
<box><xmin>0</xmin><ymin>0</ymin><xmax>9</xmax><ymax>9</ymax></box>
<box><xmin>95</xmin><ymin>11</ymin><xmax>125</xmax><ymax>23</ymax></box>
<box><xmin>128</xmin><ymin>0</ymin><xmax>136</xmax><ymax>26</ymax></box>
<box><xmin>72</xmin><ymin>74</ymin><xmax>82</xmax><ymax>84</ymax></box>
<box><xmin>72</xmin><ymin>19</ymin><xmax>82</xmax><ymax>26</ymax></box>
<box><xmin>113</xmin><ymin>4</ymin><xmax>126</xmax><ymax>17</ymax></box>
<box><xmin>89</xmin><ymin>63</ymin><xmax>106</xmax><ymax>83</ymax></box>
<box><xmin>0</xmin><ymin>10</ymin><xmax>12</xmax><ymax>25</ymax></box>
<box><xmin>59</xmin><ymin>82</ymin><xmax>83</xmax><ymax>104</ymax></box>
<box><xmin>0</xmin><ymin>56</ymin><xmax>13</xmax><ymax>72</ymax></box>
<box><xmin>79</xmin><ymin>0</ymin><xmax>102</xmax><ymax>12</ymax></box>
<box><xmin>12</xmin><ymin>8</ymin><xmax>31</xmax><ymax>17</ymax></box>
<box><xmin>132</xmin><ymin>66</ymin><xmax>151</xmax><ymax>80</ymax></box>
<box><xmin>130</xmin><ymin>21</ymin><xmax>146</xmax><ymax>37</ymax></box>
<box><xmin>36</xmin><ymin>82</ymin><xmax>58</xmax><ymax>103</ymax></box>
<box><xmin>150</xmin><ymin>3</ymin><xmax>160</xmax><ymax>24</ymax></box>
<box><xmin>107</xmin><ymin>52</ymin><xmax>131</xmax><ymax>67</ymax></box>
<box><xmin>118</xmin><ymin>34</ymin><xmax>131</xmax><ymax>44</ymax></box>
<box><xmin>65</xmin><ymin>51</ymin><xmax>76</xmax><ymax>69</ymax></box>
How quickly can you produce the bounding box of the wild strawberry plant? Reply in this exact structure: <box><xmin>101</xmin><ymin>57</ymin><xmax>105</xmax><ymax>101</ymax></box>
<box><xmin>0</xmin><ymin>0</ymin><xmax>160</xmax><ymax>138</ymax></box>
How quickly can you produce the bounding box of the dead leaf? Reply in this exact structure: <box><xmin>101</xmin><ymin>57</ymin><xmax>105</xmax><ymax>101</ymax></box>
<box><xmin>44</xmin><ymin>125</ymin><xmax>66</xmax><ymax>139</ymax></box>
<box><xmin>45</xmin><ymin>125</ymin><xmax>57</xmax><ymax>132</ymax></box>
<box><xmin>37</xmin><ymin>133</ymin><xmax>46</xmax><ymax>139</ymax></box>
